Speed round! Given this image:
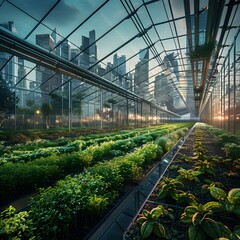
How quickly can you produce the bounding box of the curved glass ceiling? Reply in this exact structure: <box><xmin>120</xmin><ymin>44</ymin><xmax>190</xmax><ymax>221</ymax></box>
<box><xmin>0</xmin><ymin>0</ymin><xmax>239</xmax><ymax>117</ymax></box>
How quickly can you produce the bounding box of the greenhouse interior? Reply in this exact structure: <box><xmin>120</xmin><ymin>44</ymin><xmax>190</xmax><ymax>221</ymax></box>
<box><xmin>0</xmin><ymin>0</ymin><xmax>240</xmax><ymax>239</ymax></box>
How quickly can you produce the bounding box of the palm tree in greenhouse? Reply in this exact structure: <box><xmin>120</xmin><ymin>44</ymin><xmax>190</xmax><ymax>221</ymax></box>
<box><xmin>0</xmin><ymin>75</ymin><xmax>18</xmax><ymax>127</ymax></box>
<box><xmin>41</xmin><ymin>102</ymin><xmax>52</xmax><ymax>129</ymax></box>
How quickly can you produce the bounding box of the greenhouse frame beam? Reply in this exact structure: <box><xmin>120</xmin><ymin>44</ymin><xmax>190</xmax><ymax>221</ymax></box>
<box><xmin>0</xmin><ymin>28</ymin><xmax>180</xmax><ymax>117</ymax></box>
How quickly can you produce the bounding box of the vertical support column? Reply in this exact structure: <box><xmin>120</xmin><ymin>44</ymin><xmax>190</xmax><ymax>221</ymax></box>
<box><xmin>156</xmin><ymin>108</ymin><xmax>157</xmax><ymax>125</ymax></box>
<box><xmin>220</xmin><ymin>69</ymin><xmax>223</xmax><ymax>129</ymax></box>
<box><xmin>233</xmin><ymin>37</ymin><xmax>236</xmax><ymax>134</ymax></box>
<box><xmin>141</xmin><ymin>101</ymin><xmax>143</xmax><ymax>126</ymax></box>
<box><xmin>135</xmin><ymin>100</ymin><xmax>137</xmax><ymax>126</ymax></box>
<box><xmin>228</xmin><ymin>55</ymin><xmax>231</xmax><ymax>132</ymax></box>
<box><xmin>210</xmin><ymin>94</ymin><xmax>213</xmax><ymax>125</ymax></box>
<box><xmin>14</xmin><ymin>90</ymin><xmax>17</xmax><ymax>132</ymax></box>
<box><xmin>100</xmin><ymin>89</ymin><xmax>103</xmax><ymax>130</ymax></box>
<box><xmin>149</xmin><ymin>104</ymin><xmax>152</xmax><ymax>126</ymax></box>
<box><xmin>68</xmin><ymin>79</ymin><xmax>72</xmax><ymax>131</ymax></box>
<box><xmin>126</xmin><ymin>98</ymin><xmax>129</xmax><ymax>127</ymax></box>
<box><xmin>223</xmin><ymin>66</ymin><xmax>226</xmax><ymax>130</ymax></box>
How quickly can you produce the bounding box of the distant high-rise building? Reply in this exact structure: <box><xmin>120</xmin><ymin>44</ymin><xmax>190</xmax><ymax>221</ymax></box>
<box><xmin>61</xmin><ymin>39</ymin><xmax>71</xmax><ymax>60</ymax></box>
<box><xmin>113</xmin><ymin>53</ymin><xmax>126</xmax><ymax>86</ymax></box>
<box><xmin>80</xmin><ymin>30</ymin><xmax>97</xmax><ymax>72</ymax></box>
<box><xmin>134</xmin><ymin>48</ymin><xmax>149</xmax><ymax>98</ymax></box>
<box><xmin>163</xmin><ymin>53</ymin><xmax>179</xmax><ymax>80</ymax></box>
<box><xmin>154</xmin><ymin>73</ymin><xmax>173</xmax><ymax>106</ymax></box>
<box><xmin>36</xmin><ymin>33</ymin><xmax>61</xmax><ymax>98</ymax></box>
<box><xmin>89</xmin><ymin>30</ymin><xmax>97</xmax><ymax>66</ymax></box>
<box><xmin>0</xmin><ymin>21</ymin><xmax>17</xmax><ymax>87</ymax></box>
<box><xmin>104</xmin><ymin>62</ymin><xmax>114</xmax><ymax>81</ymax></box>
<box><xmin>36</xmin><ymin>34</ymin><xmax>54</xmax><ymax>51</ymax></box>
<box><xmin>71</xmin><ymin>48</ymin><xmax>80</xmax><ymax>66</ymax></box>
<box><xmin>51</xmin><ymin>27</ymin><xmax>61</xmax><ymax>56</ymax></box>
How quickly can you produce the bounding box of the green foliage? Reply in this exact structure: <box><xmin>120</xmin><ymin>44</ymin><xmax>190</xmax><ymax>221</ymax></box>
<box><xmin>188</xmin><ymin>218</ymin><xmax>232</xmax><ymax>240</ymax></box>
<box><xmin>181</xmin><ymin>201</ymin><xmax>227</xmax><ymax>240</ymax></box>
<box><xmin>0</xmin><ymin>161</ymin><xmax>62</xmax><ymax>205</ymax></box>
<box><xmin>201</xmin><ymin>180</ymin><xmax>224</xmax><ymax>194</ymax></box>
<box><xmin>29</xmin><ymin>173</ymin><xmax>111</xmax><ymax>239</ymax></box>
<box><xmin>0</xmin><ymin>206</ymin><xmax>35</xmax><ymax>240</ymax></box>
<box><xmin>218</xmin><ymin>133</ymin><xmax>240</xmax><ymax>146</ymax></box>
<box><xmin>158</xmin><ymin>177</ymin><xmax>184</xmax><ymax>200</ymax></box>
<box><xmin>210</xmin><ymin>187</ymin><xmax>240</xmax><ymax>218</ymax></box>
<box><xmin>137</xmin><ymin>205</ymin><xmax>173</xmax><ymax>238</ymax></box>
<box><xmin>224</xmin><ymin>143</ymin><xmax>240</xmax><ymax>160</ymax></box>
<box><xmin>0</xmin><ymin>75</ymin><xmax>18</xmax><ymax>126</ymax></box>
<box><xmin>138</xmin><ymin>142</ymin><xmax>158</xmax><ymax>165</ymax></box>
<box><xmin>177</xmin><ymin>168</ymin><xmax>201</xmax><ymax>182</ymax></box>
<box><xmin>187</xmin><ymin>41</ymin><xmax>216</xmax><ymax>61</ymax></box>
<box><xmin>156</xmin><ymin>136</ymin><xmax>174</xmax><ymax>153</ymax></box>
<box><xmin>193</xmin><ymin>160</ymin><xmax>215</xmax><ymax>175</ymax></box>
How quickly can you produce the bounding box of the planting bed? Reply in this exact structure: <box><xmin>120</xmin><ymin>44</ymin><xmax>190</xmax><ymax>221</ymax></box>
<box><xmin>0</xmin><ymin>122</ymin><xmax>194</xmax><ymax>239</ymax></box>
<box><xmin>124</xmin><ymin>123</ymin><xmax>240</xmax><ymax>240</ymax></box>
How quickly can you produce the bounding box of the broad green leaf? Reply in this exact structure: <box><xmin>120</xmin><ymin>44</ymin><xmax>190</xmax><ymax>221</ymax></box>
<box><xmin>233</xmin><ymin>226</ymin><xmax>240</xmax><ymax>235</ymax></box>
<box><xmin>230</xmin><ymin>233</ymin><xmax>240</xmax><ymax>240</ymax></box>
<box><xmin>210</xmin><ymin>187</ymin><xmax>227</xmax><ymax>200</ymax></box>
<box><xmin>141</xmin><ymin>221</ymin><xmax>154</xmax><ymax>238</ymax></box>
<box><xmin>142</xmin><ymin>209</ymin><xmax>150</xmax><ymax>218</ymax></box>
<box><xmin>234</xmin><ymin>207</ymin><xmax>240</xmax><ymax>217</ymax></box>
<box><xmin>153</xmin><ymin>222</ymin><xmax>166</xmax><ymax>237</ymax></box>
<box><xmin>204</xmin><ymin>201</ymin><xmax>222</xmax><ymax>211</ymax></box>
<box><xmin>151</xmin><ymin>205</ymin><xmax>164</xmax><ymax>218</ymax></box>
<box><xmin>158</xmin><ymin>191</ymin><xmax>168</xmax><ymax>200</ymax></box>
<box><xmin>201</xmin><ymin>218</ymin><xmax>231</xmax><ymax>239</ymax></box>
<box><xmin>228</xmin><ymin>188</ymin><xmax>240</xmax><ymax>204</ymax></box>
<box><xmin>137</xmin><ymin>216</ymin><xmax>146</xmax><ymax>225</ymax></box>
<box><xmin>189</xmin><ymin>224</ymin><xmax>207</xmax><ymax>240</ymax></box>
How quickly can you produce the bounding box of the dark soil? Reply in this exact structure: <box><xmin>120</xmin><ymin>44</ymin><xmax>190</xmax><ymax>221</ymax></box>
<box><xmin>125</xmin><ymin>125</ymin><xmax>240</xmax><ymax>240</ymax></box>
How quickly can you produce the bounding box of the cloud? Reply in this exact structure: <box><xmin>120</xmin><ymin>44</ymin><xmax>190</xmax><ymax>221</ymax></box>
<box><xmin>45</xmin><ymin>1</ymin><xmax>81</xmax><ymax>26</ymax></box>
<box><xmin>16</xmin><ymin>0</ymin><xmax>81</xmax><ymax>26</ymax></box>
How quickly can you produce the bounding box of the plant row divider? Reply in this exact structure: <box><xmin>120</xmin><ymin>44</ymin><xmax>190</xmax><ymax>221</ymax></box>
<box><xmin>86</xmin><ymin>125</ymin><xmax>195</xmax><ymax>240</ymax></box>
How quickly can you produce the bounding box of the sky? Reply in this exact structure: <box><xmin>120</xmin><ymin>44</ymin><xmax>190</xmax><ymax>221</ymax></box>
<box><xmin>0</xmin><ymin>0</ymin><xmax>238</xmax><ymax>87</ymax></box>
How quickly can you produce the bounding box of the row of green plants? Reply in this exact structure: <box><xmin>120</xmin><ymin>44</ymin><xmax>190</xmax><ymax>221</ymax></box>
<box><xmin>0</xmin><ymin>123</ymin><xmax>186</xmax><ymax>153</ymax></box>
<box><xmin>125</xmin><ymin>123</ymin><xmax>240</xmax><ymax>240</ymax></box>
<box><xmin>0</xmin><ymin>128</ymin><xmax>169</xmax><ymax>205</ymax></box>
<box><xmin>0</xmin><ymin>123</ymin><xmax>190</xmax><ymax>164</ymax></box>
<box><xmin>0</xmin><ymin>125</ymin><xmax>190</xmax><ymax>206</ymax></box>
<box><xmin>0</xmin><ymin>125</ymin><xmax>190</xmax><ymax>239</ymax></box>
<box><xmin>204</xmin><ymin>125</ymin><xmax>240</xmax><ymax>161</ymax></box>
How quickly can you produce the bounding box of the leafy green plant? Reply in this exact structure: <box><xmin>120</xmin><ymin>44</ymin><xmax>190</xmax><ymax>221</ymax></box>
<box><xmin>187</xmin><ymin>41</ymin><xmax>216</xmax><ymax>61</ymax></box>
<box><xmin>158</xmin><ymin>177</ymin><xmax>184</xmax><ymax>200</ymax></box>
<box><xmin>218</xmin><ymin>133</ymin><xmax>240</xmax><ymax>146</ymax></box>
<box><xmin>137</xmin><ymin>205</ymin><xmax>173</xmax><ymax>239</ymax></box>
<box><xmin>0</xmin><ymin>205</ymin><xmax>35</xmax><ymax>240</ymax></box>
<box><xmin>223</xmin><ymin>143</ymin><xmax>240</xmax><ymax>160</ymax></box>
<box><xmin>156</xmin><ymin>136</ymin><xmax>174</xmax><ymax>153</ymax></box>
<box><xmin>193</xmin><ymin>160</ymin><xmax>215</xmax><ymax>175</ymax></box>
<box><xmin>176</xmin><ymin>168</ymin><xmax>201</xmax><ymax>182</ymax></box>
<box><xmin>181</xmin><ymin>202</ymin><xmax>230</xmax><ymax>240</ymax></box>
<box><xmin>210</xmin><ymin>187</ymin><xmax>240</xmax><ymax>218</ymax></box>
<box><xmin>201</xmin><ymin>179</ymin><xmax>224</xmax><ymax>194</ymax></box>
<box><xmin>174</xmin><ymin>190</ymin><xmax>198</xmax><ymax>205</ymax></box>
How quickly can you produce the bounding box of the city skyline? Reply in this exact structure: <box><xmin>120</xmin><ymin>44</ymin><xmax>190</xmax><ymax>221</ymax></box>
<box><xmin>0</xmin><ymin>19</ymin><xmax>184</xmax><ymax>112</ymax></box>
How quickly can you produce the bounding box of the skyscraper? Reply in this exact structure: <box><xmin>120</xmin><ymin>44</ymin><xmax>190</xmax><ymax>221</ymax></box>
<box><xmin>113</xmin><ymin>53</ymin><xmax>126</xmax><ymax>86</ymax></box>
<box><xmin>80</xmin><ymin>30</ymin><xmax>97</xmax><ymax>72</ymax></box>
<box><xmin>0</xmin><ymin>21</ymin><xmax>17</xmax><ymax>87</ymax></box>
<box><xmin>134</xmin><ymin>48</ymin><xmax>149</xmax><ymax>98</ymax></box>
<box><xmin>36</xmin><ymin>33</ymin><xmax>61</xmax><ymax>97</ymax></box>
